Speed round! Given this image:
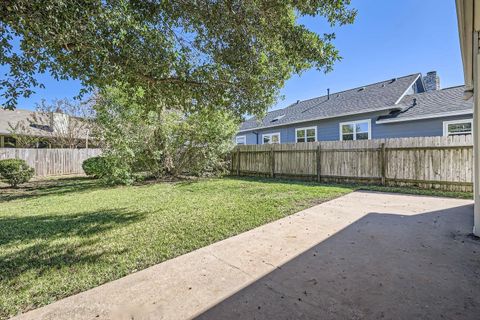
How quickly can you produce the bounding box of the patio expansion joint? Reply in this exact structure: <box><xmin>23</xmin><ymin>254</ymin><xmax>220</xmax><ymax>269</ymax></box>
<box><xmin>208</xmin><ymin>251</ymin><xmax>255</xmax><ymax>279</ymax></box>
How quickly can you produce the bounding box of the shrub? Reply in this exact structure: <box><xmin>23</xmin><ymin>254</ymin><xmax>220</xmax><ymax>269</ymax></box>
<box><xmin>93</xmin><ymin>85</ymin><xmax>239</xmax><ymax>184</ymax></box>
<box><xmin>82</xmin><ymin>156</ymin><xmax>108</xmax><ymax>178</ymax></box>
<box><xmin>82</xmin><ymin>156</ymin><xmax>134</xmax><ymax>185</ymax></box>
<box><xmin>0</xmin><ymin>159</ymin><xmax>35</xmax><ymax>187</ymax></box>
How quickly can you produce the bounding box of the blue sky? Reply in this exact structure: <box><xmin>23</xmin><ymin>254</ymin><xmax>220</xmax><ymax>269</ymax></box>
<box><xmin>10</xmin><ymin>0</ymin><xmax>463</xmax><ymax>111</ymax></box>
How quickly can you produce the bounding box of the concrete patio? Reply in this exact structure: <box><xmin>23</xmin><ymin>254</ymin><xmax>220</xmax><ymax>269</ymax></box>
<box><xmin>13</xmin><ymin>191</ymin><xmax>480</xmax><ymax>320</ymax></box>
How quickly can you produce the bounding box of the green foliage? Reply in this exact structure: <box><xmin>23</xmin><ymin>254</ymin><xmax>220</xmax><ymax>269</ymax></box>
<box><xmin>82</xmin><ymin>156</ymin><xmax>134</xmax><ymax>185</ymax></box>
<box><xmin>93</xmin><ymin>85</ymin><xmax>238</xmax><ymax>184</ymax></box>
<box><xmin>1</xmin><ymin>1</ymin><xmax>355</xmax><ymax>114</ymax></box>
<box><xmin>0</xmin><ymin>159</ymin><xmax>34</xmax><ymax>187</ymax></box>
<box><xmin>82</xmin><ymin>157</ymin><xmax>108</xmax><ymax>178</ymax></box>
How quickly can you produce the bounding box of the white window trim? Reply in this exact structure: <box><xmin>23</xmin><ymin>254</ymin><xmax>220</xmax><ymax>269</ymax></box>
<box><xmin>262</xmin><ymin>132</ymin><xmax>281</xmax><ymax>144</ymax></box>
<box><xmin>443</xmin><ymin>119</ymin><xmax>473</xmax><ymax>136</ymax></box>
<box><xmin>339</xmin><ymin>119</ymin><xmax>372</xmax><ymax>141</ymax></box>
<box><xmin>235</xmin><ymin>135</ymin><xmax>246</xmax><ymax>145</ymax></box>
<box><xmin>295</xmin><ymin>126</ymin><xmax>317</xmax><ymax>143</ymax></box>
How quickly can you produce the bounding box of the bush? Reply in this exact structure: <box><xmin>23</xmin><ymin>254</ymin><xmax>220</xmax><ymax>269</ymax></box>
<box><xmin>82</xmin><ymin>156</ymin><xmax>108</xmax><ymax>178</ymax></box>
<box><xmin>93</xmin><ymin>86</ymin><xmax>239</xmax><ymax>184</ymax></box>
<box><xmin>0</xmin><ymin>159</ymin><xmax>35</xmax><ymax>187</ymax></box>
<box><xmin>82</xmin><ymin>156</ymin><xmax>134</xmax><ymax>185</ymax></box>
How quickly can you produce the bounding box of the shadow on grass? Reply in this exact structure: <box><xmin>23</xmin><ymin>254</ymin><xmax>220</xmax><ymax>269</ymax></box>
<box><xmin>0</xmin><ymin>175</ymin><xmax>206</xmax><ymax>203</ymax></box>
<box><xmin>0</xmin><ymin>208</ymin><xmax>145</xmax><ymax>282</ymax></box>
<box><xmin>0</xmin><ymin>177</ymin><xmax>105</xmax><ymax>202</ymax></box>
<box><xmin>0</xmin><ymin>208</ymin><xmax>145</xmax><ymax>246</ymax></box>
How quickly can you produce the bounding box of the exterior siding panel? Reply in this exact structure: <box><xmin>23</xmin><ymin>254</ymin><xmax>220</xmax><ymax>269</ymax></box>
<box><xmin>236</xmin><ymin>112</ymin><xmax>473</xmax><ymax>144</ymax></box>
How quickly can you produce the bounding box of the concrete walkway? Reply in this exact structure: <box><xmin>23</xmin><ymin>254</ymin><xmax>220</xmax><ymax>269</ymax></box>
<box><xmin>13</xmin><ymin>191</ymin><xmax>480</xmax><ymax>320</ymax></box>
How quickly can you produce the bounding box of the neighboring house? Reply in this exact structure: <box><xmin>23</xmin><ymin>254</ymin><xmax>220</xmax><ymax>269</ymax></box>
<box><xmin>0</xmin><ymin>109</ymin><xmax>91</xmax><ymax>148</ymax></box>
<box><xmin>236</xmin><ymin>72</ymin><xmax>473</xmax><ymax>145</ymax></box>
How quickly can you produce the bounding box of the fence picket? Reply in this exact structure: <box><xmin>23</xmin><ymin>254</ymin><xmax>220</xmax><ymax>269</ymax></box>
<box><xmin>0</xmin><ymin>148</ymin><xmax>102</xmax><ymax>177</ymax></box>
<box><xmin>232</xmin><ymin>136</ymin><xmax>473</xmax><ymax>192</ymax></box>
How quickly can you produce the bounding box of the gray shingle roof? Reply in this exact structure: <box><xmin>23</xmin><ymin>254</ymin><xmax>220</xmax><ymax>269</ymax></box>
<box><xmin>0</xmin><ymin>109</ymin><xmax>89</xmax><ymax>138</ymax></box>
<box><xmin>377</xmin><ymin>85</ymin><xmax>473</xmax><ymax>123</ymax></box>
<box><xmin>240</xmin><ymin>73</ymin><xmax>421</xmax><ymax>132</ymax></box>
<box><xmin>0</xmin><ymin>109</ymin><xmax>39</xmax><ymax>135</ymax></box>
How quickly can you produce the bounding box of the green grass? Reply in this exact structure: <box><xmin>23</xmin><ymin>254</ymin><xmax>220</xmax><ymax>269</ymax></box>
<box><xmin>0</xmin><ymin>176</ymin><xmax>352</xmax><ymax>319</ymax></box>
<box><xmin>358</xmin><ymin>185</ymin><xmax>473</xmax><ymax>199</ymax></box>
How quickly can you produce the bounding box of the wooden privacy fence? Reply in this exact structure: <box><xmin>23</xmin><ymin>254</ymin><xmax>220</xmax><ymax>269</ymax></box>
<box><xmin>231</xmin><ymin>136</ymin><xmax>474</xmax><ymax>192</ymax></box>
<box><xmin>0</xmin><ymin>148</ymin><xmax>102</xmax><ymax>177</ymax></box>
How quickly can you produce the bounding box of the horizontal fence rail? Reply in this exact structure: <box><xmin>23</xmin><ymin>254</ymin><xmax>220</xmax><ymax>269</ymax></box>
<box><xmin>231</xmin><ymin>136</ymin><xmax>473</xmax><ymax>192</ymax></box>
<box><xmin>0</xmin><ymin>148</ymin><xmax>102</xmax><ymax>177</ymax></box>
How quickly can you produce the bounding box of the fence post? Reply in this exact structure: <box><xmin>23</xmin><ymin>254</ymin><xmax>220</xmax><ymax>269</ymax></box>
<box><xmin>380</xmin><ymin>142</ymin><xmax>386</xmax><ymax>185</ymax></box>
<box><xmin>316</xmin><ymin>144</ymin><xmax>321</xmax><ymax>182</ymax></box>
<box><xmin>236</xmin><ymin>148</ymin><xmax>241</xmax><ymax>176</ymax></box>
<box><xmin>271</xmin><ymin>145</ymin><xmax>275</xmax><ymax>178</ymax></box>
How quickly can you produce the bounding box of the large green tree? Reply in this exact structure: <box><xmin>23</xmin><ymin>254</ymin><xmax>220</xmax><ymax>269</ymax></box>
<box><xmin>0</xmin><ymin>1</ymin><xmax>355</xmax><ymax>113</ymax></box>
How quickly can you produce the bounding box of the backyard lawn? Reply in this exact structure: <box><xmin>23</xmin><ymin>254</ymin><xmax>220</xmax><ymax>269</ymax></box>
<box><xmin>0</xmin><ymin>176</ymin><xmax>473</xmax><ymax>319</ymax></box>
<box><xmin>0</xmin><ymin>176</ymin><xmax>353</xmax><ymax>319</ymax></box>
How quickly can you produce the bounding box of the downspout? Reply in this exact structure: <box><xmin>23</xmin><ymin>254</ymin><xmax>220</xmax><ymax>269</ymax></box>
<box><xmin>473</xmin><ymin>30</ymin><xmax>480</xmax><ymax>236</ymax></box>
<box><xmin>253</xmin><ymin>131</ymin><xmax>259</xmax><ymax>145</ymax></box>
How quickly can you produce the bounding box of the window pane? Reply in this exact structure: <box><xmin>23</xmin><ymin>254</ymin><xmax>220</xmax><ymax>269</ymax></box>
<box><xmin>306</xmin><ymin>136</ymin><xmax>315</xmax><ymax>142</ymax></box>
<box><xmin>356</xmin><ymin>132</ymin><xmax>369</xmax><ymax>140</ymax></box>
<box><xmin>342</xmin><ymin>124</ymin><xmax>354</xmax><ymax>134</ymax></box>
<box><xmin>297</xmin><ymin>137</ymin><xmax>305</xmax><ymax>143</ymax></box>
<box><xmin>271</xmin><ymin>134</ymin><xmax>280</xmax><ymax>143</ymax></box>
<box><xmin>263</xmin><ymin>136</ymin><xmax>271</xmax><ymax>144</ymax></box>
<box><xmin>448</xmin><ymin>122</ymin><xmax>472</xmax><ymax>135</ymax></box>
<box><xmin>356</xmin><ymin>122</ymin><xmax>369</xmax><ymax>133</ymax></box>
<box><xmin>296</xmin><ymin>130</ymin><xmax>305</xmax><ymax>138</ymax></box>
<box><xmin>306</xmin><ymin>128</ymin><xmax>316</xmax><ymax>137</ymax></box>
<box><xmin>236</xmin><ymin>137</ymin><xmax>246</xmax><ymax>145</ymax></box>
<box><xmin>342</xmin><ymin>134</ymin><xmax>354</xmax><ymax>141</ymax></box>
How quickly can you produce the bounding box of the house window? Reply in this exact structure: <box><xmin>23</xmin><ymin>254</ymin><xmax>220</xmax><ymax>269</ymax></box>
<box><xmin>262</xmin><ymin>133</ymin><xmax>280</xmax><ymax>144</ymax></box>
<box><xmin>236</xmin><ymin>135</ymin><xmax>246</xmax><ymax>145</ymax></box>
<box><xmin>296</xmin><ymin>127</ymin><xmax>317</xmax><ymax>143</ymax></box>
<box><xmin>443</xmin><ymin>119</ymin><xmax>472</xmax><ymax>136</ymax></box>
<box><xmin>339</xmin><ymin>119</ymin><xmax>371</xmax><ymax>141</ymax></box>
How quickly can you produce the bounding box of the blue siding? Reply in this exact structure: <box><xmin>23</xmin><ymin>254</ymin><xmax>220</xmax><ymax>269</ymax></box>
<box><xmin>236</xmin><ymin>111</ymin><xmax>473</xmax><ymax>144</ymax></box>
<box><xmin>373</xmin><ymin>115</ymin><xmax>473</xmax><ymax>138</ymax></box>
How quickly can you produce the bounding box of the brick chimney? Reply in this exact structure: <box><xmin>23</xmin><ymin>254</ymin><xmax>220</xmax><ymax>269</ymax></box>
<box><xmin>423</xmin><ymin>71</ymin><xmax>440</xmax><ymax>91</ymax></box>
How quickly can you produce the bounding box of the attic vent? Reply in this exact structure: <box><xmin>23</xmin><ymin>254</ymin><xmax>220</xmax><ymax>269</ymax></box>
<box><xmin>357</xmin><ymin>87</ymin><xmax>365</xmax><ymax>92</ymax></box>
<box><xmin>271</xmin><ymin>114</ymin><xmax>285</xmax><ymax>123</ymax></box>
<box><xmin>389</xmin><ymin>78</ymin><xmax>397</xmax><ymax>84</ymax></box>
